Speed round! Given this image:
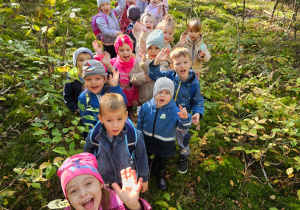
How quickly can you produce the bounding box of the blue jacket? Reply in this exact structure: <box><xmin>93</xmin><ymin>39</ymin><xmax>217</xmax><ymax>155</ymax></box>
<box><xmin>78</xmin><ymin>85</ymin><xmax>127</xmax><ymax>129</ymax></box>
<box><xmin>148</xmin><ymin>61</ymin><xmax>205</xmax><ymax>116</ymax></box>
<box><xmin>137</xmin><ymin>98</ymin><xmax>192</xmax><ymax>157</ymax></box>
<box><xmin>83</xmin><ymin>122</ymin><xmax>149</xmax><ymax>184</ymax></box>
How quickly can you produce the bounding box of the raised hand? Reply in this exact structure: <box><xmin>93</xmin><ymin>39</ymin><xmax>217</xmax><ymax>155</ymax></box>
<box><xmin>177</xmin><ymin>105</ymin><xmax>188</xmax><ymax>119</ymax></box>
<box><xmin>199</xmin><ymin>50</ymin><xmax>206</xmax><ymax>58</ymax></box>
<box><xmin>116</xmin><ymin>31</ymin><xmax>123</xmax><ymax>36</ymax></box>
<box><xmin>192</xmin><ymin>113</ymin><xmax>200</xmax><ymax>125</ymax></box>
<box><xmin>112</xmin><ymin>167</ymin><xmax>142</xmax><ymax>210</ymax></box>
<box><xmin>108</xmin><ymin>68</ymin><xmax>119</xmax><ymax>87</ymax></box>
<box><xmin>154</xmin><ymin>47</ymin><xmax>171</xmax><ymax>65</ymax></box>
<box><xmin>139</xmin><ymin>48</ymin><xmax>146</xmax><ymax>62</ymax></box>
<box><xmin>92</xmin><ymin>40</ymin><xmax>103</xmax><ymax>54</ymax></box>
<box><xmin>179</xmin><ymin>34</ymin><xmax>186</xmax><ymax>46</ymax></box>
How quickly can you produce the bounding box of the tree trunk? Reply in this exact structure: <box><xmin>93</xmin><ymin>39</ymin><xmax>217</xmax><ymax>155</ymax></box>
<box><xmin>272</xmin><ymin>0</ymin><xmax>280</xmax><ymax>17</ymax></box>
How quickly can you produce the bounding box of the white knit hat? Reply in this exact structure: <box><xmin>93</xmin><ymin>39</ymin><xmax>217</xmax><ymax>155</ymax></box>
<box><xmin>153</xmin><ymin>77</ymin><xmax>175</xmax><ymax>98</ymax></box>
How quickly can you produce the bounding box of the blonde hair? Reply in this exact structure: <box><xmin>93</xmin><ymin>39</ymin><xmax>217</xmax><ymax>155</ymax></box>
<box><xmin>99</xmin><ymin>93</ymin><xmax>127</xmax><ymax>115</ymax></box>
<box><xmin>140</xmin><ymin>12</ymin><xmax>156</xmax><ymax>27</ymax></box>
<box><xmin>156</xmin><ymin>14</ymin><xmax>175</xmax><ymax>42</ymax></box>
<box><xmin>170</xmin><ymin>47</ymin><xmax>191</xmax><ymax>61</ymax></box>
<box><xmin>187</xmin><ymin>18</ymin><xmax>202</xmax><ymax>33</ymax></box>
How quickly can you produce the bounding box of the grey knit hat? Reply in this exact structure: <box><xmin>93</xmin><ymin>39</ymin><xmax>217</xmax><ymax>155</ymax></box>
<box><xmin>97</xmin><ymin>0</ymin><xmax>110</xmax><ymax>8</ymax></box>
<box><xmin>146</xmin><ymin>29</ymin><xmax>164</xmax><ymax>50</ymax></box>
<box><xmin>127</xmin><ymin>5</ymin><xmax>140</xmax><ymax>22</ymax></box>
<box><xmin>82</xmin><ymin>60</ymin><xmax>106</xmax><ymax>79</ymax></box>
<box><xmin>72</xmin><ymin>47</ymin><xmax>94</xmax><ymax>67</ymax></box>
<box><xmin>153</xmin><ymin>77</ymin><xmax>175</xmax><ymax>98</ymax></box>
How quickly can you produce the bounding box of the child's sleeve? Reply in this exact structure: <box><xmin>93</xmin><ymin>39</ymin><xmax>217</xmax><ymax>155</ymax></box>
<box><xmin>113</xmin><ymin>0</ymin><xmax>126</xmax><ymax>16</ymax></box>
<box><xmin>109</xmin><ymin>85</ymin><xmax>128</xmax><ymax>105</ymax></box>
<box><xmin>129</xmin><ymin>60</ymin><xmax>147</xmax><ymax>86</ymax></box>
<box><xmin>83</xmin><ymin>130</ymin><xmax>96</xmax><ymax>154</ymax></box>
<box><xmin>96</xmin><ymin>16</ymin><xmax>119</xmax><ymax>37</ymax></box>
<box><xmin>135</xmin><ymin>130</ymin><xmax>149</xmax><ymax>182</ymax></box>
<box><xmin>136</xmin><ymin>105</ymin><xmax>144</xmax><ymax>131</ymax></box>
<box><xmin>191</xmin><ymin>85</ymin><xmax>205</xmax><ymax>117</ymax></box>
<box><xmin>148</xmin><ymin>60</ymin><xmax>171</xmax><ymax>81</ymax></box>
<box><xmin>63</xmin><ymin>82</ymin><xmax>78</xmax><ymax>112</ymax></box>
<box><xmin>177</xmin><ymin>112</ymin><xmax>192</xmax><ymax>130</ymax></box>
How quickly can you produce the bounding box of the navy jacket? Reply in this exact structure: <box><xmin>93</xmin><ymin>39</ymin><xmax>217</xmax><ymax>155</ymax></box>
<box><xmin>63</xmin><ymin>75</ymin><xmax>84</xmax><ymax>112</ymax></box>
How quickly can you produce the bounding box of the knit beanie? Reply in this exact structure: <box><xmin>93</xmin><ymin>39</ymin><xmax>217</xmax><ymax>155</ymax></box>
<box><xmin>57</xmin><ymin>153</ymin><xmax>104</xmax><ymax>198</ymax></box>
<box><xmin>97</xmin><ymin>0</ymin><xmax>111</xmax><ymax>8</ymax></box>
<box><xmin>153</xmin><ymin>77</ymin><xmax>175</xmax><ymax>98</ymax></box>
<box><xmin>146</xmin><ymin>29</ymin><xmax>164</xmax><ymax>50</ymax></box>
<box><xmin>82</xmin><ymin>60</ymin><xmax>107</xmax><ymax>79</ymax></box>
<box><xmin>127</xmin><ymin>5</ymin><xmax>140</xmax><ymax>22</ymax></box>
<box><xmin>72</xmin><ymin>47</ymin><xmax>94</xmax><ymax>67</ymax></box>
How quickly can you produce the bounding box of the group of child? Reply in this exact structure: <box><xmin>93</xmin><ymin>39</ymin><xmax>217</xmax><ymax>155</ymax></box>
<box><xmin>60</xmin><ymin>0</ymin><xmax>211</xmax><ymax>209</ymax></box>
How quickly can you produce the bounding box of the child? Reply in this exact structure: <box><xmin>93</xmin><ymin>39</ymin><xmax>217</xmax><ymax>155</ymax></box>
<box><xmin>133</xmin><ymin>12</ymin><xmax>155</xmax><ymax>54</ymax></box>
<box><xmin>137</xmin><ymin>77</ymin><xmax>191</xmax><ymax>190</ymax></box>
<box><xmin>101</xmin><ymin>35</ymin><xmax>139</xmax><ymax>120</ymax></box>
<box><xmin>83</xmin><ymin>93</ymin><xmax>149</xmax><ymax>192</ymax></box>
<box><xmin>120</xmin><ymin>0</ymin><xmax>136</xmax><ymax>33</ymax></box>
<box><xmin>145</xmin><ymin>0</ymin><xmax>168</xmax><ymax>23</ymax></box>
<box><xmin>126</xmin><ymin>5</ymin><xmax>141</xmax><ymax>54</ymax></box>
<box><xmin>173</xmin><ymin>18</ymin><xmax>211</xmax><ymax>80</ymax></box>
<box><xmin>57</xmin><ymin>152</ymin><xmax>152</xmax><ymax>210</ymax></box>
<box><xmin>96</xmin><ymin>0</ymin><xmax>126</xmax><ymax>58</ymax></box>
<box><xmin>129</xmin><ymin>29</ymin><xmax>169</xmax><ymax>106</ymax></box>
<box><xmin>63</xmin><ymin>47</ymin><xmax>93</xmax><ymax>113</ymax></box>
<box><xmin>156</xmin><ymin>14</ymin><xmax>174</xmax><ymax>51</ymax></box>
<box><xmin>148</xmin><ymin>47</ymin><xmax>205</xmax><ymax>174</ymax></box>
<box><xmin>78</xmin><ymin>60</ymin><xmax>127</xmax><ymax>129</ymax></box>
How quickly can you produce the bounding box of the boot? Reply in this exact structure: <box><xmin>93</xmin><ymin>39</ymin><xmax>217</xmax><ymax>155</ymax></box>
<box><xmin>157</xmin><ymin>169</ymin><xmax>167</xmax><ymax>191</ymax></box>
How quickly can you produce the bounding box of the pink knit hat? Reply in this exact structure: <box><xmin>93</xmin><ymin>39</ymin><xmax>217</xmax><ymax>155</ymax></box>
<box><xmin>114</xmin><ymin>35</ymin><xmax>133</xmax><ymax>53</ymax></box>
<box><xmin>57</xmin><ymin>153</ymin><xmax>104</xmax><ymax>198</ymax></box>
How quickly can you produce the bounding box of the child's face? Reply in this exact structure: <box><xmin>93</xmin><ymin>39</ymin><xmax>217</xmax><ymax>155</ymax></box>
<box><xmin>98</xmin><ymin>108</ymin><xmax>128</xmax><ymax>138</ymax></box>
<box><xmin>77</xmin><ymin>53</ymin><xmax>92</xmax><ymax>77</ymax></box>
<box><xmin>187</xmin><ymin>30</ymin><xmax>201</xmax><ymax>42</ymax></box>
<box><xmin>142</xmin><ymin>16</ymin><xmax>154</xmax><ymax>31</ymax></box>
<box><xmin>147</xmin><ymin>45</ymin><xmax>160</xmax><ymax>60</ymax></box>
<box><xmin>117</xmin><ymin>43</ymin><xmax>132</xmax><ymax>62</ymax></box>
<box><xmin>162</xmin><ymin>25</ymin><xmax>173</xmax><ymax>44</ymax></box>
<box><xmin>150</xmin><ymin>0</ymin><xmax>160</xmax><ymax>6</ymax></box>
<box><xmin>100</xmin><ymin>2</ymin><xmax>111</xmax><ymax>15</ymax></box>
<box><xmin>84</xmin><ymin>75</ymin><xmax>107</xmax><ymax>94</ymax></box>
<box><xmin>170</xmin><ymin>55</ymin><xmax>192</xmax><ymax>81</ymax></box>
<box><xmin>154</xmin><ymin>89</ymin><xmax>172</xmax><ymax>108</ymax></box>
<box><xmin>66</xmin><ymin>174</ymin><xmax>103</xmax><ymax>210</ymax></box>
<box><xmin>126</xmin><ymin>0</ymin><xmax>135</xmax><ymax>6</ymax></box>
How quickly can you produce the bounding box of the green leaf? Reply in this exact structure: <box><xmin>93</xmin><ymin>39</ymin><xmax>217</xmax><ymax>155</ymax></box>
<box><xmin>31</xmin><ymin>183</ymin><xmax>41</xmax><ymax>189</ymax></box>
<box><xmin>24</xmin><ymin>169</ymin><xmax>34</xmax><ymax>175</ymax></box>
<box><xmin>78</xmin><ymin>101</ymin><xmax>85</xmax><ymax>112</ymax></box>
<box><xmin>77</xmin><ymin>126</ymin><xmax>86</xmax><ymax>132</ymax></box>
<box><xmin>31</xmin><ymin>123</ymin><xmax>44</xmax><ymax>127</ymax></box>
<box><xmin>69</xmin><ymin>142</ymin><xmax>75</xmax><ymax>150</ymax></box>
<box><xmin>0</xmin><ymin>190</ymin><xmax>16</xmax><ymax>197</ymax></box>
<box><xmin>53</xmin><ymin>147</ymin><xmax>68</xmax><ymax>155</ymax></box>
<box><xmin>83</xmin><ymin>115</ymin><xmax>96</xmax><ymax>121</ymax></box>
<box><xmin>39</xmin><ymin>162</ymin><xmax>51</xmax><ymax>169</ymax></box>
<box><xmin>46</xmin><ymin>165</ymin><xmax>56</xmax><ymax>178</ymax></box>
<box><xmin>155</xmin><ymin>201</ymin><xmax>169</xmax><ymax>208</ymax></box>
<box><xmin>73</xmin><ymin>134</ymin><xmax>80</xmax><ymax>140</ymax></box>
<box><xmin>163</xmin><ymin>193</ymin><xmax>170</xmax><ymax>202</ymax></box>
<box><xmin>177</xmin><ymin>205</ymin><xmax>183</xmax><ymax>210</ymax></box>
<box><xmin>47</xmin><ymin>199</ymin><xmax>70</xmax><ymax>209</ymax></box>
<box><xmin>71</xmin><ymin>120</ymin><xmax>78</xmax><ymax>126</ymax></box>
<box><xmin>39</xmin><ymin>138</ymin><xmax>52</xmax><ymax>143</ymax></box>
<box><xmin>34</xmin><ymin>130</ymin><xmax>48</xmax><ymax>135</ymax></box>
<box><xmin>231</xmin><ymin>147</ymin><xmax>245</xmax><ymax>151</ymax></box>
<box><xmin>53</xmin><ymin>136</ymin><xmax>63</xmax><ymax>143</ymax></box>
<box><xmin>62</xmin><ymin>128</ymin><xmax>69</xmax><ymax>133</ymax></box>
<box><xmin>52</xmin><ymin>128</ymin><xmax>61</xmax><ymax>136</ymax></box>
<box><xmin>249</xmin><ymin>128</ymin><xmax>257</xmax><ymax>136</ymax></box>
<box><xmin>48</xmin><ymin>123</ymin><xmax>55</xmax><ymax>129</ymax></box>
<box><xmin>13</xmin><ymin>168</ymin><xmax>22</xmax><ymax>174</ymax></box>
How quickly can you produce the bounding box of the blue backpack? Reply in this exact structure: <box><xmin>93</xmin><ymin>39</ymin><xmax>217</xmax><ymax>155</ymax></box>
<box><xmin>88</xmin><ymin>119</ymin><xmax>138</xmax><ymax>164</ymax></box>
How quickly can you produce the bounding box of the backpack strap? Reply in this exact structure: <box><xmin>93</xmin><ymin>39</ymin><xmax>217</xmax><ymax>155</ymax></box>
<box><xmin>125</xmin><ymin>119</ymin><xmax>137</xmax><ymax>156</ymax></box>
<box><xmin>89</xmin><ymin>120</ymin><xmax>103</xmax><ymax>157</ymax></box>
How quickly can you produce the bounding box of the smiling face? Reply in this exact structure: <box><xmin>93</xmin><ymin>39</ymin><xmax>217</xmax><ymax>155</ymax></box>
<box><xmin>147</xmin><ymin>45</ymin><xmax>161</xmax><ymax>60</ymax></box>
<box><xmin>170</xmin><ymin>55</ymin><xmax>192</xmax><ymax>81</ymax></box>
<box><xmin>154</xmin><ymin>89</ymin><xmax>172</xmax><ymax>108</ymax></box>
<box><xmin>142</xmin><ymin>15</ymin><xmax>154</xmax><ymax>31</ymax></box>
<box><xmin>99</xmin><ymin>2</ymin><xmax>111</xmax><ymax>15</ymax></box>
<box><xmin>98</xmin><ymin>108</ymin><xmax>128</xmax><ymax>138</ymax></box>
<box><xmin>84</xmin><ymin>75</ymin><xmax>107</xmax><ymax>94</ymax></box>
<box><xmin>150</xmin><ymin>0</ymin><xmax>160</xmax><ymax>6</ymax></box>
<box><xmin>162</xmin><ymin>25</ymin><xmax>173</xmax><ymax>44</ymax></box>
<box><xmin>117</xmin><ymin>43</ymin><xmax>132</xmax><ymax>62</ymax></box>
<box><xmin>77</xmin><ymin>53</ymin><xmax>92</xmax><ymax>77</ymax></box>
<box><xmin>187</xmin><ymin>30</ymin><xmax>201</xmax><ymax>42</ymax></box>
<box><xmin>127</xmin><ymin>0</ymin><xmax>136</xmax><ymax>6</ymax></box>
<box><xmin>66</xmin><ymin>174</ymin><xmax>103</xmax><ymax>210</ymax></box>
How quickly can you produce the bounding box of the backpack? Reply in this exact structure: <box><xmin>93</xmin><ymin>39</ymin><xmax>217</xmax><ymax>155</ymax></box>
<box><xmin>88</xmin><ymin>118</ymin><xmax>138</xmax><ymax>164</ymax></box>
<box><xmin>91</xmin><ymin>10</ymin><xmax>118</xmax><ymax>41</ymax></box>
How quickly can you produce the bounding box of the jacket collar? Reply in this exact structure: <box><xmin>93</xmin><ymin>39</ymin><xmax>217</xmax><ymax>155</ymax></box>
<box><xmin>149</xmin><ymin>98</ymin><xmax>177</xmax><ymax>109</ymax></box>
<box><xmin>97</xmin><ymin>122</ymin><xmax>128</xmax><ymax>141</ymax></box>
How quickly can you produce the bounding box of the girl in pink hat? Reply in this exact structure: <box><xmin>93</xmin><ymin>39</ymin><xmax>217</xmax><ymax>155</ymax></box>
<box><xmin>57</xmin><ymin>152</ymin><xmax>151</xmax><ymax>210</ymax></box>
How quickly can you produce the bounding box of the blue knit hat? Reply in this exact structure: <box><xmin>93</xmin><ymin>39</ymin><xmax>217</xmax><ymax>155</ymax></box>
<box><xmin>97</xmin><ymin>0</ymin><xmax>110</xmax><ymax>8</ymax></box>
<box><xmin>146</xmin><ymin>29</ymin><xmax>164</xmax><ymax>50</ymax></box>
<box><xmin>72</xmin><ymin>47</ymin><xmax>94</xmax><ymax>67</ymax></box>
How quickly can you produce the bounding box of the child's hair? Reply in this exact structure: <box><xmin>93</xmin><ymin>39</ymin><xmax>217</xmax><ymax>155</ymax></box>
<box><xmin>140</xmin><ymin>12</ymin><xmax>156</xmax><ymax>27</ymax></box>
<box><xmin>187</xmin><ymin>18</ymin><xmax>202</xmax><ymax>33</ymax></box>
<box><xmin>170</xmin><ymin>47</ymin><xmax>191</xmax><ymax>61</ymax></box>
<box><xmin>99</xmin><ymin>93</ymin><xmax>127</xmax><ymax>115</ymax></box>
<box><xmin>156</xmin><ymin>14</ymin><xmax>175</xmax><ymax>42</ymax></box>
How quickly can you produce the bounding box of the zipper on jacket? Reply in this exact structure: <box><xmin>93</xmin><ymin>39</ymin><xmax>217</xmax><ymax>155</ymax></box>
<box><xmin>152</xmin><ymin>108</ymin><xmax>160</xmax><ymax>137</ymax></box>
<box><xmin>191</xmin><ymin>44</ymin><xmax>195</xmax><ymax>64</ymax></box>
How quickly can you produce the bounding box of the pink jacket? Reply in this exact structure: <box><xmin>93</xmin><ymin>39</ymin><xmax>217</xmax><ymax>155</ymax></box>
<box><xmin>111</xmin><ymin>56</ymin><xmax>139</xmax><ymax>106</ymax></box>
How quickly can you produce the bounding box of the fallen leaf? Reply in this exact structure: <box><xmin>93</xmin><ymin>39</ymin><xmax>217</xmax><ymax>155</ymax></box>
<box><xmin>230</xmin><ymin>180</ymin><xmax>234</xmax><ymax>186</ymax></box>
<box><xmin>270</xmin><ymin>195</ymin><xmax>275</xmax><ymax>200</ymax></box>
<box><xmin>197</xmin><ymin>176</ymin><xmax>201</xmax><ymax>183</ymax></box>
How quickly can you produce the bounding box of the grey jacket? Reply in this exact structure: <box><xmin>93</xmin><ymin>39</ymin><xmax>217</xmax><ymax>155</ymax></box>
<box><xmin>96</xmin><ymin>0</ymin><xmax>126</xmax><ymax>45</ymax></box>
